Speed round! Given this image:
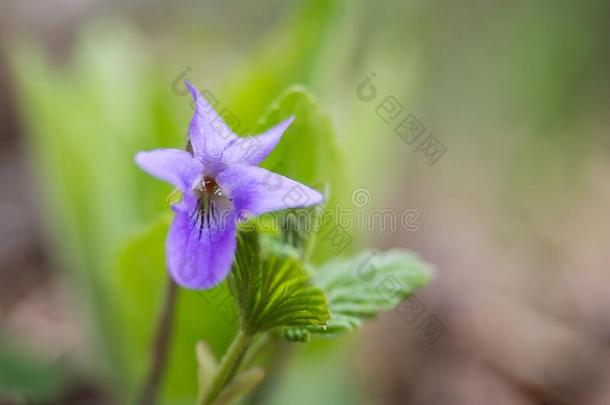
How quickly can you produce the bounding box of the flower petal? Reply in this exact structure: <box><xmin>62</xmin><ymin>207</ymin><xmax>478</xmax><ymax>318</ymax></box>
<box><xmin>135</xmin><ymin>149</ymin><xmax>202</xmax><ymax>190</ymax></box>
<box><xmin>216</xmin><ymin>165</ymin><xmax>323</xmax><ymax>217</ymax></box>
<box><xmin>222</xmin><ymin>116</ymin><xmax>294</xmax><ymax>166</ymax></box>
<box><xmin>166</xmin><ymin>196</ymin><xmax>237</xmax><ymax>289</ymax></box>
<box><xmin>185</xmin><ymin>80</ymin><xmax>237</xmax><ymax>170</ymax></box>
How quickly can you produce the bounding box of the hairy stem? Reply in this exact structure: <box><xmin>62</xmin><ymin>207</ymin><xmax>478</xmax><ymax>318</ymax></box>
<box><xmin>138</xmin><ymin>276</ymin><xmax>179</xmax><ymax>405</ymax></box>
<box><xmin>200</xmin><ymin>330</ymin><xmax>255</xmax><ymax>405</ymax></box>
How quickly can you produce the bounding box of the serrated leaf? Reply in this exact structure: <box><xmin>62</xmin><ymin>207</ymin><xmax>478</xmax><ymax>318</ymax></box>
<box><xmin>287</xmin><ymin>250</ymin><xmax>433</xmax><ymax>337</ymax></box>
<box><xmin>228</xmin><ymin>231</ymin><xmax>330</xmax><ymax>335</ymax></box>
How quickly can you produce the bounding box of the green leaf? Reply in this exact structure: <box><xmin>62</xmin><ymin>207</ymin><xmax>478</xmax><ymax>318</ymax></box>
<box><xmin>287</xmin><ymin>250</ymin><xmax>434</xmax><ymax>338</ymax></box>
<box><xmin>257</xmin><ymin>88</ymin><xmax>351</xmax><ymax>262</ymax></box>
<box><xmin>258</xmin><ymin>88</ymin><xmax>343</xmax><ymax>193</ymax></box>
<box><xmin>228</xmin><ymin>231</ymin><xmax>330</xmax><ymax>335</ymax></box>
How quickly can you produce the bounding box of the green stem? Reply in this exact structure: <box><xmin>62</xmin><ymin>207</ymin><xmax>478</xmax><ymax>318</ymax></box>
<box><xmin>200</xmin><ymin>330</ymin><xmax>254</xmax><ymax>405</ymax></box>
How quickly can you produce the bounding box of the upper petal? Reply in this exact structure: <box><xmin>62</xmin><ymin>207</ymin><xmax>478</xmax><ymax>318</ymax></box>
<box><xmin>216</xmin><ymin>165</ymin><xmax>323</xmax><ymax>217</ymax></box>
<box><xmin>222</xmin><ymin>116</ymin><xmax>294</xmax><ymax>166</ymax></box>
<box><xmin>135</xmin><ymin>149</ymin><xmax>202</xmax><ymax>191</ymax></box>
<box><xmin>185</xmin><ymin>80</ymin><xmax>237</xmax><ymax>168</ymax></box>
<box><xmin>166</xmin><ymin>197</ymin><xmax>237</xmax><ymax>289</ymax></box>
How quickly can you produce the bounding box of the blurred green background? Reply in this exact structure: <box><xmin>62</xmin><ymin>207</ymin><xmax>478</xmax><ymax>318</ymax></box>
<box><xmin>1</xmin><ymin>0</ymin><xmax>610</xmax><ymax>404</ymax></box>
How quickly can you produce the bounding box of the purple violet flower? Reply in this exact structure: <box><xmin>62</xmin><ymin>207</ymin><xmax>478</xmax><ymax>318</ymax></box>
<box><xmin>135</xmin><ymin>81</ymin><xmax>323</xmax><ymax>289</ymax></box>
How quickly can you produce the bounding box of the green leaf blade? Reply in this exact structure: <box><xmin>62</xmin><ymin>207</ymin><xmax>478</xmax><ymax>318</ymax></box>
<box><xmin>299</xmin><ymin>250</ymin><xmax>434</xmax><ymax>337</ymax></box>
<box><xmin>229</xmin><ymin>231</ymin><xmax>330</xmax><ymax>336</ymax></box>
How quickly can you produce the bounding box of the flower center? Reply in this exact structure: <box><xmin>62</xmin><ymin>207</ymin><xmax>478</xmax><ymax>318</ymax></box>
<box><xmin>195</xmin><ymin>176</ymin><xmax>223</xmax><ymax>197</ymax></box>
<box><xmin>190</xmin><ymin>176</ymin><xmax>231</xmax><ymax>236</ymax></box>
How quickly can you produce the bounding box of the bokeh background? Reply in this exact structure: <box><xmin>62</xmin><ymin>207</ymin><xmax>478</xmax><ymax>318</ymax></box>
<box><xmin>1</xmin><ymin>0</ymin><xmax>610</xmax><ymax>404</ymax></box>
